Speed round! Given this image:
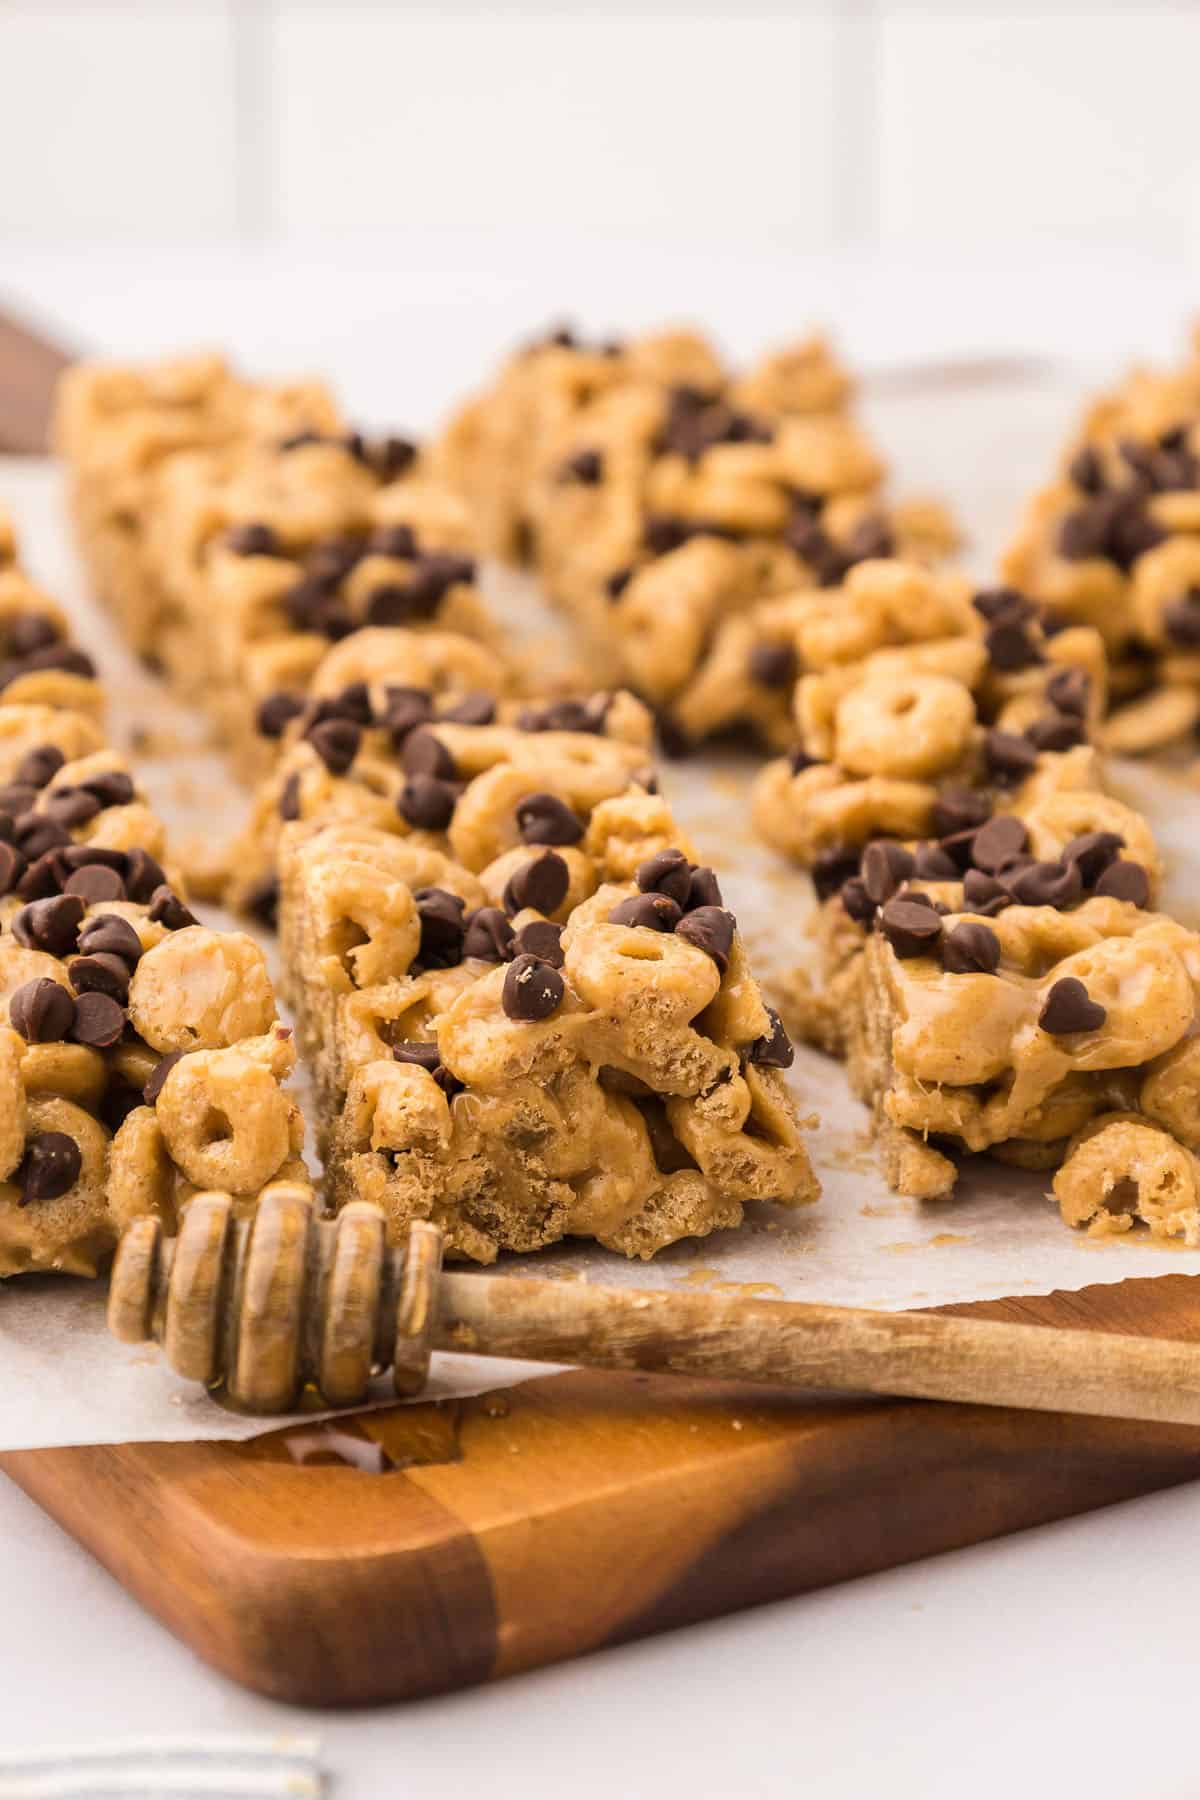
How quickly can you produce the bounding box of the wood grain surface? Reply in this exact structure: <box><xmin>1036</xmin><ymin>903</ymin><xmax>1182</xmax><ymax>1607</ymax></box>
<box><xmin>0</xmin><ymin>307</ymin><xmax>72</xmax><ymax>453</ymax></box>
<box><xmin>6</xmin><ymin>1272</ymin><xmax>1200</xmax><ymax>1707</ymax></box>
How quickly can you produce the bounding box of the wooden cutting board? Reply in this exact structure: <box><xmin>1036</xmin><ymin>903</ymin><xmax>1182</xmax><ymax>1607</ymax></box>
<box><xmin>5</xmin><ymin>1272</ymin><xmax>1200</xmax><ymax>1707</ymax></box>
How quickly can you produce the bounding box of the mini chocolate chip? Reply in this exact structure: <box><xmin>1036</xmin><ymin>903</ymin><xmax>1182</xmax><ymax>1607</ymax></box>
<box><xmin>79</xmin><ymin>770</ymin><xmax>136</xmax><ymax>809</ymax></box>
<box><xmin>1039</xmin><ymin>977</ymin><xmax>1106</xmax><ymax>1035</ymax></box>
<box><xmin>226</xmin><ymin>521</ymin><xmax>279</xmax><ymax>557</ymax></box>
<box><xmin>686</xmin><ymin>866</ymin><xmax>723</xmax><ymax>910</ymax></box>
<box><xmin>413</xmin><ymin>887</ymin><xmax>467</xmax><ymax>968</ymax></box>
<box><xmin>1045</xmin><ymin>667</ymin><xmax>1090</xmax><ymax>717</ymax></box>
<box><xmin>559</xmin><ymin>448</ymin><xmax>604</xmax><ymax>484</ymax></box>
<box><xmin>840</xmin><ymin>877</ymin><xmax>876</xmax><ymax>925</ymax></box>
<box><xmin>124</xmin><ymin>850</ymin><xmax>167</xmax><ymax>904</ymax></box>
<box><xmin>1061</xmin><ymin>830</ymin><xmax>1124</xmax><ymax>885</ymax></box>
<box><xmin>608</xmin><ymin>893</ymin><xmax>683</xmax><ymax>931</ymax></box>
<box><xmin>324</xmin><ymin>682</ymin><xmax>373</xmax><ymax>726</ymax></box>
<box><xmin>15</xmin><ymin>814</ymin><xmax>73</xmax><ymax>861</ymax></box>
<box><xmin>68</xmin><ymin>951</ymin><xmax>131</xmax><ymax>1002</ymax></box>
<box><xmin>17</xmin><ymin>1131</ymin><xmax>81</xmax><ymax>1204</ymax></box>
<box><xmin>516</xmin><ymin>793</ymin><xmax>585</xmax><ymax>846</ymax></box>
<box><xmin>518</xmin><ymin>696</ymin><xmax>612</xmax><ymax>736</ymax></box>
<box><xmin>9</xmin><ymin>978</ymin><xmax>76</xmax><ymax>1042</ymax></box>
<box><xmin>398</xmin><ymin>773</ymin><xmax>458</xmax><ymax>830</ymax></box>
<box><xmin>148</xmin><ymin>885</ymin><xmax>198</xmax><ymax>930</ymax></box>
<box><xmin>14</xmin><ymin>745</ymin><xmax>65</xmax><ymax>790</ymax></box>
<box><xmin>0</xmin><ymin>842</ymin><xmax>26</xmax><ymax>895</ymax></box>
<box><xmin>1094</xmin><ymin>859</ymin><xmax>1150</xmax><ymax>907</ymax></box>
<box><xmin>392</xmin><ymin>1041</ymin><xmax>442</xmax><ymax>1074</ymax></box>
<box><xmin>42</xmin><ymin>788</ymin><xmax>101</xmax><ymax>830</ymax></box>
<box><xmin>402</xmin><ymin>727</ymin><xmax>458</xmax><ymax>781</ymax></box>
<box><xmin>243</xmin><ymin>875</ymin><xmax>279</xmax><ymax>929</ymax></box>
<box><xmin>1164</xmin><ymin>592</ymin><xmax>1200</xmax><ymax>649</ymax></box>
<box><xmin>12</xmin><ymin>893</ymin><xmax>84</xmax><ymax>956</ymax></box>
<box><xmin>973</xmin><ymin>587</ymin><xmax>1036</xmax><ymax>624</ymax></box>
<box><xmin>674</xmin><ymin>905</ymin><xmax>735</xmax><ymax>972</ymax></box>
<box><xmin>0</xmin><ymin>784</ymin><xmax>38</xmax><ymax>817</ymax></box>
<box><xmin>63</xmin><ymin>864</ymin><xmax>126</xmax><ymax>904</ymax></box>
<box><xmin>278</xmin><ymin>771</ymin><xmax>302</xmax><ymax>821</ymax></box>
<box><xmin>7</xmin><ymin>613</ymin><xmax>60</xmax><ymax>656</ymax></box>
<box><xmin>636</xmin><ymin>847</ymin><xmax>693</xmax><ymax>907</ymax></box>
<box><xmin>1025</xmin><ymin>710</ymin><xmax>1087</xmax><ymax>753</ymax></box>
<box><xmin>15</xmin><ymin>850</ymin><xmax>63</xmax><ymax>901</ymax></box>
<box><xmin>861</xmin><ymin>840</ymin><xmax>916</xmax><ymax>907</ymax></box>
<box><xmin>368</xmin><ymin>522</ymin><xmax>419</xmax><ymax>560</ymax></box>
<box><xmin>985</xmin><ymin>617</ymin><xmax>1043</xmax><ymax>672</ymax></box>
<box><xmin>462</xmin><ymin>907</ymin><xmax>516</xmax><ymax>963</ymax></box>
<box><xmin>748</xmin><ymin>641</ymin><xmax>798</xmax><ymax>688</ymax></box>
<box><xmin>1069</xmin><ymin>446</ymin><xmax>1105</xmax><ymax>494</ymax></box>
<box><xmin>379</xmin><ymin>688</ymin><xmax>433</xmax><ymax>747</ymax></box>
<box><xmin>606</xmin><ymin>566</ymin><xmax>635</xmax><ymax>601</ymax></box>
<box><xmin>503</xmin><ymin>849</ymin><xmax>570</xmax><ymax>918</ymax></box>
<box><xmin>985</xmin><ymin>729</ymin><xmax>1039</xmax><ymax>786</ymax></box>
<box><xmin>748</xmin><ymin>1007</ymin><xmax>794</xmax><ymax>1069</ymax></box>
<box><xmin>913</xmin><ymin>844</ymin><xmax>960</xmax><ymax>880</ymax></box>
<box><xmin>812</xmin><ymin>845</ymin><xmax>861</xmax><ymax>903</ymax></box>
<box><xmin>502</xmin><ymin>953</ymin><xmax>565</xmax><ymax>1021</ymax></box>
<box><xmin>440</xmin><ymin>692</ymin><xmax>496</xmax><ymax>726</ymax></box>
<box><xmin>143</xmin><ymin>1048</ymin><xmax>188</xmax><ymax>1104</ymax></box>
<box><xmin>1003</xmin><ymin>858</ymin><xmax>1083</xmax><ymax>909</ymax></box>
<box><xmin>788</xmin><ymin>744</ymin><xmax>818</xmax><ymax>774</ymax></box>
<box><xmin>931</xmin><ymin>789</ymin><xmax>992</xmax><ymax>839</ymax></box>
<box><xmin>256</xmin><ymin>690</ymin><xmax>307</xmax><ymax>740</ymax></box>
<box><xmin>305</xmin><ymin>718</ymin><xmax>361</xmax><ymax>776</ymax></box>
<box><xmin>513</xmin><ymin>919</ymin><xmax>564</xmax><ymax>967</ymax></box>
<box><xmin>971</xmin><ymin>816</ymin><xmax>1029</xmax><ymax>873</ymax></box>
<box><xmin>941</xmin><ymin>920</ymin><xmax>1002</xmax><ymax>975</ymax></box>
<box><xmin>78</xmin><ymin>913</ymin><xmax>142</xmax><ymax>967</ymax></box>
<box><xmin>70</xmin><ymin>990</ymin><xmax>126</xmax><ymax>1047</ymax></box>
<box><xmin>879</xmin><ymin>897</ymin><xmax>943</xmax><ymax>959</ymax></box>
<box><xmin>100</xmin><ymin>1081</ymin><xmax>147</xmax><ymax>1135</ymax></box>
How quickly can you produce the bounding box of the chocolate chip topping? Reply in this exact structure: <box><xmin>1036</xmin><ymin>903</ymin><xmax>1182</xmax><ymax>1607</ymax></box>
<box><xmin>879</xmin><ymin>895</ymin><xmax>943</xmax><ymax>958</ymax></box>
<box><xmin>674</xmin><ymin>905</ymin><xmax>735</xmax><ymax>972</ymax></box>
<box><xmin>42</xmin><ymin>788</ymin><xmax>101</xmax><ymax>830</ymax></box>
<box><xmin>1163</xmin><ymin>591</ymin><xmax>1200</xmax><ymax>649</ymax></box>
<box><xmin>148</xmin><ymin>885</ymin><xmax>198</xmax><ymax>931</ymax></box>
<box><xmin>398</xmin><ymin>773</ymin><xmax>458</xmax><ymax>831</ymax></box>
<box><xmin>402</xmin><ymin>727</ymin><xmax>458</xmax><ymax>781</ymax></box>
<box><xmin>78</xmin><ymin>914</ymin><xmax>142</xmax><ymax>966</ymax></box>
<box><xmin>1069</xmin><ymin>446</ymin><xmax>1105</xmax><ymax>494</ymax></box>
<box><xmin>931</xmin><ymin>789</ymin><xmax>992</xmax><ymax>839</ymax></box>
<box><xmin>941</xmin><ymin>920</ymin><xmax>1001</xmax><ymax>975</ymax></box>
<box><xmin>1061</xmin><ymin>830</ymin><xmax>1124</xmax><ymax>885</ymax></box>
<box><xmin>63</xmin><ymin>864</ymin><xmax>125</xmax><ymax>904</ymax></box>
<box><xmin>518</xmin><ymin>695</ymin><xmax>615</xmax><ymax>737</ymax></box>
<box><xmin>440</xmin><ymin>692</ymin><xmax>496</xmax><ymax>727</ymax></box>
<box><xmin>606</xmin><ymin>566</ymin><xmax>634</xmax><ymax>601</ymax></box>
<box><xmin>6</xmin><ymin>613</ymin><xmax>60</xmax><ymax>656</ymax></box>
<box><xmin>305</xmin><ymin>718</ymin><xmax>361</xmax><ymax>776</ymax></box>
<box><xmin>1003</xmin><ymin>858</ymin><xmax>1082</xmax><ymax>909</ymax></box>
<box><xmin>748</xmin><ymin>641</ymin><xmax>799</xmax><ymax>689</ymax></box>
<box><xmin>68</xmin><ymin>951</ymin><xmax>132</xmax><ymax>1002</ymax></box>
<box><xmin>502</xmin><ymin>953</ymin><xmax>565</xmax><ymax>1022</ymax></box>
<box><xmin>962</xmin><ymin>869</ymin><xmax>1010</xmax><ymax>916</ymax></box>
<box><xmin>383</xmin><ymin>686</ymin><xmax>434</xmax><ymax>743</ymax></box>
<box><xmin>12</xmin><ymin>893</ymin><xmax>84</xmax><ymax>956</ymax></box>
<box><xmin>788</xmin><ymin>744</ymin><xmax>818</xmax><ymax>775</ymax></box>
<box><xmin>70</xmin><ymin>990</ymin><xmax>126</xmax><ymax>1048</ymax></box>
<box><xmin>413</xmin><ymin>887</ymin><xmax>466</xmax><ymax>968</ymax></box>
<box><xmin>502</xmin><ymin>850</ymin><xmax>570</xmax><ymax>918</ymax></box>
<box><xmin>1038</xmin><ymin>977</ymin><xmax>1107</xmax><ymax>1035</ymax></box>
<box><xmin>0</xmin><ymin>842</ymin><xmax>26</xmax><ymax>895</ymax></box>
<box><xmin>686</xmin><ymin>866</ymin><xmax>723</xmax><ymax>910</ymax></box>
<box><xmin>608</xmin><ymin>892</ymin><xmax>683</xmax><ymax>932</ymax></box>
<box><xmin>243</xmin><ymin>876</ymin><xmax>278</xmax><ymax>930</ymax></box>
<box><xmin>636</xmin><ymin>847</ymin><xmax>693</xmax><ymax>907</ymax></box>
<box><xmin>973</xmin><ymin>588</ymin><xmax>1036</xmax><ymax>625</ymax></box>
<box><xmin>226</xmin><ymin>521</ymin><xmax>279</xmax><ymax>557</ymax></box>
<box><xmin>985</xmin><ymin>616</ymin><xmax>1043</xmax><ymax>673</ymax></box>
<box><xmin>143</xmin><ymin>1048</ymin><xmax>189</xmax><ymax>1104</ymax></box>
<box><xmin>9</xmin><ymin>978</ymin><xmax>76</xmax><ymax>1042</ymax></box>
<box><xmin>80</xmin><ymin>770</ymin><xmax>136</xmax><ymax>810</ymax></box>
<box><xmin>17</xmin><ymin>1131</ymin><xmax>81</xmax><ymax>1204</ymax></box>
<box><xmin>462</xmin><ymin>907</ymin><xmax>516</xmax><ymax>963</ymax></box>
<box><xmin>559</xmin><ymin>448</ymin><xmax>604</xmax><ymax>484</ymax></box>
<box><xmin>392</xmin><ymin>1041</ymin><xmax>441</xmax><ymax>1075</ymax></box>
<box><xmin>1094</xmin><ymin>858</ymin><xmax>1150</xmax><ymax>907</ymax></box>
<box><xmin>971</xmin><ymin>816</ymin><xmax>1029</xmax><ymax>874</ymax></box>
<box><xmin>1025</xmin><ymin>710</ymin><xmax>1087</xmax><ymax>753</ymax></box>
<box><xmin>748</xmin><ymin>1007</ymin><xmax>794</xmax><ymax>1069</ymax></box>
<box><xmin>514</xmin><ymin>919</ymin><xmax>564</xmax><ymax>967</ymax></box>
<box><xmin>812</xmin><ymin>845</ymin><xmax>861</xmax><ymax>903</ymax></box>
<box><xmin>14</xmin><ymin>745</ymin><xmax>65</xmax><ymax>790</ymax></box>
<box><xmin>1045</xmin><ymin>667</ymin><xmax>1090</xmax><ymax>717</ymax></box>
<box><xmin>840</xmin><ymin>877</ymin><xmax>876</xmax><ymax>926</ymax></box>
<box><xmin>124</xmin><ymin>850</ymin><xmax>167</xmax><ymax>904</ymax></box>
<box><xmin>516</xmin><ymin>793</ymin><xmax>585</xmax><ymax>847</ymax></box>
<box><xmin>861</xmin><ymin>840</ymin><xmax>916</xmax><ymax>907</ymax></box>
<box><xmin>913</xmin><ymin>844</ymin><xmax>960</xmax><ymax>880</ymax></box>
<box><xmin>984</xmin><ymin>729</ymin><xmax>1039</xmax><ymax>786</ymax></box>
<box><xmin>369</xmin><ymin>522</ymin><xmax>419</xmax><ymax>560</ymax></box>
<box><xmin>1057</xmin><ymin>489</ymin><xmax>1166</xmax><ymax>572</ymax></box>
<box><xmin>278</xmin><ymin>771</ymin><xmax>302</xmax><ymax>822</ymax></box>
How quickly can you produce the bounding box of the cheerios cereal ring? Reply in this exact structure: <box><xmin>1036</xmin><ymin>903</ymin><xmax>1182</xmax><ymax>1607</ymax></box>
<box><xmin>834</xmin><ymin>670</ymin><xmax>975</xmax><ymax>780</ymax></box>
<box><xmin>154</xmin><ymin>1045</ymin><xmax>293</xmax><ymax>1195</ymax></box>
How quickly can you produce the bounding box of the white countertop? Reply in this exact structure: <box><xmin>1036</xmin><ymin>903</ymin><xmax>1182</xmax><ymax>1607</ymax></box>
<box><xmin>3</xmin><ymin>243</ymin><xmax>1199</xmax><ymax>1797</ymax></box>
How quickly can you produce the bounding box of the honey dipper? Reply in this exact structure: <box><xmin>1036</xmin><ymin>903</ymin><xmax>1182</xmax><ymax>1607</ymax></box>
<box><xmin>109</xmin><ymin>1183</ymin><xmax>1200</xmax><ymax>1422</ymax></box>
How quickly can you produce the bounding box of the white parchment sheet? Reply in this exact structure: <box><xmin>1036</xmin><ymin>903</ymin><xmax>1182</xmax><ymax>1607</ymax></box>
<box><xmin>5</xmin><ymin>362</ymin><xmax>1200</xmax><ymax>1448</ymax></box>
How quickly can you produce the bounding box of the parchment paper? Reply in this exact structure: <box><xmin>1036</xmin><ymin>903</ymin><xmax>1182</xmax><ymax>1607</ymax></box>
<box><xmin>6</xmin><ymin>363</ymin><xmax>1200</xmax><ymax>1449</ymax></box>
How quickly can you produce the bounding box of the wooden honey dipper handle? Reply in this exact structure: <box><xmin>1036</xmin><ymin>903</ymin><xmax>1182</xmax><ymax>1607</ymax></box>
<box><xmin>110</xmin><ymin>1189</ymin><xmax>1200</xmax><ymax>1425</ymax></box>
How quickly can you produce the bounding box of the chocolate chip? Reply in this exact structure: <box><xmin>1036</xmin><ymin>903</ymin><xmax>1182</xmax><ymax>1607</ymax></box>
<box><xmin>1045</xmin><ymin>667</ymin><xmax>1090</xmax><ymax>717</ymax></box>
<box><xmin>41</xmin><ymin>788</ymin><xmax>101</xmax><ymax>830</ymax></box>
<box><xmin>931</xmin><ymin>789</ymin><xmax>992</xmax><ymax>839</ymax></box>
<box><xmin>971</xmin><ymin>816</ymin><xmax>1029</xmax><ymax>873</ymax></box>
<box><xmin>1163</xmin><ymin>591</ymin><xmax>1200</xmax><ymax>649</ymax></box>
<box><xmin>973</xmin><ymin>587</ymin><xmax>1036</xmax><ymax>624</ymax></box>
<box><xmin>0</xmin><ymin>842</ymin><xmax>26</xmax><ymax>895</ymax></box>
<box><xmin>502</xmin><ymin>953</ymin><xmax>565</xmax><ymax>1021</ymax></box>
<box><xmin>143</xmin><ymin>1048</ymin><xmax>188</xmax><ymax>1104</ymax></box>
<box><xmin>305</xmin><ymin>718</ymin><xmax>360</xmax><ymax>776</ymax></box>
<box><xmin>1025</xmin><ymin>710</ymin><xmax>1086</xmax><ymax>753</ymax></box>
<box><xmin>12</xmin><ymin>893</ymin><xmax>84</xmax><ymax>956</ymax></box>
<box><xmin>322</xmin><ymin>682</ymin><xmax>373</xmax><ymax>727</ymax></box>
<box><xmin>393</xmin><ymin>1040</ymin><xmax>440</xmax><ymax>1074</ymax></box>
<box><xmin>1094</xmin><ymin>859</ymin><xmax>1150</xmax><ymax>907</ymax></box>
<box><xmin>686</xmin><ymin>866</ymin><xmax>723</xmax><ymax>910</ymax></box>
<box><xmin>398</xmin><ymin>774</ymin><xmax>458</xmax><ymax>831</ymax></box>
<box><xmin>516</xmin><ymin>793</ymin><xmax>585</xmax><ymax>847</ymax></box>
<box><xmin>413</xmin><ymin>887</ymin><xmax>466</xmax><ymax>968</ymax></box>
<box><xmin>371</xmin><ymin>555</ymin><xmax>473</xmax><ymax>623</ymax></box>
<box><xmin>861</xmin><ymin>840</ymin><xmax>916</xmax><ymax>906</ymax></box>
<box><xmin>17</xmin><ymin>1131</ymin><xmax>81</xmax><ymax>1204</ymax></box>
<box><xmin>985</xmin><ymin>617</ymin><xmax>1043</xmax><ymax>672</ymax></box>
<box><xmin>79</xmin><ymin>770</ymin><xmax>136</xmax><ymax>810</ymax></box>
<box><xmin>124</xmin><ymin>850</ymin><xmax>167</xmax><ymax>904</ymax></box>
<box><xmin>606</xmin><ymin>566</ymin><xmax>634</xmax><ymax>601</ymax></box>
<box><xmin>513</xmin><ymin>919</ymin><xmax>564</xmax><ymax>967</ymax></box>
<box><xmin>1039</xmin><ymin>977</ymin><xmax>1106</xmax><ymax>1035</ymax></box>
<box><xmin>440</xmin><ymin>692</ymin><xmax>496</xmax><ymax>727</ymax></box>
<box><xmin>985</xmin><ymin>730</ymin><xmax>1039</xmax><ymax>786</ymax></box>
<box><xmin>503</xmin><ymin>850</ymin><xmax>570</xmax><ymax>918</ymax></box>
<box><xmin>148</xmin><ymin>885</ymin><xmax>198</xmax><ymax>930</ymax></box>
<box><xmin>962</xmin><ymin>869</ymin><xmax>1010</xmax><ymax>915</ymax></box>
<box><xmin>644</xmin><ymin>514</ymin><xmax>692</xmax><ymax>556</ymax></box>
<box><xmin>608</xmin><ymin>893</ymin><xmax>683</xmax><ymax>931</ymax></box>
<box><xmin>812</xmin><ymin>845</ymin><xmax>861</xmax><ymax>903</ymax></box>
<box><xmin>15</xmin><ymin>814</ymin><xmax>73</xmax><ymax>862</ymax></box>
<box><xmin>78</xmin><ymin>913</ymin><xmax>142</xmax><ymax>967</ymax></box>
<box><xmin>879</xmin><ymin>896</ymin><xmax>943</xmax><ymax>959</ymax></box>
<box><xmin>14</xmin><ymin>745</ymin><xmax>65</xmax><ymax>790</ymax></box>
<box><xmin>402</xmin><ymin>727</ymin><xmax>457</xmax><ymax>781</ymax></box>
<box><xmin>1069</xmin><ymin>446</ymin><xmax>1105</xmax><ymax>494</ymax></box>
<box><xmin>278</xmin><ymin>771</ymin><xmax>302</xmax><ymax>822</ymax></box>
<box><xmin>941</xmin><ymin>920</ymin><xmax>1001</xmax><ymax>975</ymax></box>
<box><xmin>840</xmin><ymin>877</ymin><xmax>876</xmax><ymax>925</ymax></box>
<box><xmin>226</xmin><ymin>521</ymin><xmax>279</xmax><ymax>557</ymax></box>
<box><xmin>9</xmin><ymin>978</ymin><xmax>76</xmax><ymax>1042</ymax></box>
<box><xmin>913</xmin><ymin>844</ymin><xmax>960</xmax><ymax>880</ymax></box>
<box><xmin>243</xmin><ymin>876</ymin><xmax>279</xmax><ymax>930</ymax></box>
<box><xmin>748</xmin><ymin>1007</ymin><xmax>794</xmax><ymax>1069</ymax></box>
<box><xmin>462</xmin><ymin>907</ymin><xmax>515</xmax><ymax>963</ymax></box>
<box><xmin>559</xmin><ymin>448</ymin><xmax>604</xmax><ymax>484</ymax></box>
<box><xmin>788</xmin><ymin>744</ymin><xmax>818</xmax><ymax>775</ymax></box>
<box><xmin>674</xmin><ymin>905</ymin><xmax>735</xmax><ymax>972</ymax></box>
<box><xmin>254</xmin><ymin>691</ymin><xmax>304</xmax><ymax>744</ymax></box>
<box><xmin>63</xmin><ymin>863</ymin><xmax>126</xmax><ymax>907</ymax></box>
<box><xmin>68</xmin><ymin>951</ymin><xmax>131</xmax><ymax>1002</ymax></box>
<box><xmin>1061</xmin><ymin>830</ymin><xmax>1124</xmax><ymax>885</ymax></box>
<box><xmin>748</xmin><ymin>641</ymin><xmax>798</xmax><ymax>688</ymax></box>
<box><xmin>0</xmin><ymin>784</ymin><xmax>39</xmax><ymax>818</ymax></box>
<box><xmin>518</xmin><ymin>696</ymin><xmax>612</xmax><ymax>736</ymax></box>
<box><xmin>636</xmin><ymin>847</ymin><xmax>693</xmax><ymax>907</ymax></box>
<box><xmin>305</xmin><ymin>534</ymin><xmax>364</xmax><ymax>588</ymax></box>
<box><xmin>368</xmin><ymin>522</ymin><xmax>419</xmax><ymax>560</ymax></box>
<box><xmin>7</xmin><ymin>613</ymin><xmax>60</xmax><ymax>656</ymax></box>
<box><xmin>382</xmin><ymin>686</ymin><xmax>434</xmax><ymax>743</ymax></box>
<box><xmin>1003</xmin><ymin>858</ymin><xmax>1083</xmax><ymax>909</ymax></box>
<box><xmin>70</xmin><ymin>990</ymin><xmax>126</xmax><ymax>1047</ymax></box>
